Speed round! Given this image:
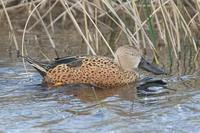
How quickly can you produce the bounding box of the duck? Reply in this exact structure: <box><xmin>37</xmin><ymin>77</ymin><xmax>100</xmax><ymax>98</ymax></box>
<box><xmin>22</xmin><ymin>45</ymin><xmax>165</xmax><ymax>88</ymax></box>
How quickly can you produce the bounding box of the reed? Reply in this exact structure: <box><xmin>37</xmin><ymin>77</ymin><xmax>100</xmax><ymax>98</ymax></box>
<box><xmin>0</xmin><ymin>0</ymin><xmax>199</xmax><ymax>62</ymax></box>
<box><xmin>0</xmin><ymin>0</ymin><xmax>19</xmax><ymax>55</ymax></box>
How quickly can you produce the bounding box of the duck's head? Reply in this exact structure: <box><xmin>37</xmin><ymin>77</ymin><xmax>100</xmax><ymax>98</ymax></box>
<box><xmin>114</xmin><ymin>45</ymin><xmax>165</xmax><ymax>74</ymax></box>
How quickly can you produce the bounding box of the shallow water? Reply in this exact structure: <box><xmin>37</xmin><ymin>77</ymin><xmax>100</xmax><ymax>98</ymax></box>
<box><xmin>1</xmin><ymin>25</ymin><xmax>200</xmax><ymax>133</ymax></box>
<box><xmin>1</xmin><ymin>60</ymin><xmax>200</xmax><ymax>133</ymax></box>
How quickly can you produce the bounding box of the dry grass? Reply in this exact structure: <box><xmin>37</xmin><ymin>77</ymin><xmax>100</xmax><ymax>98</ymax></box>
<box><xmin>1</xmin><ymin>0</ymin><xmax>200</xmax><ymax>63</ymax></box>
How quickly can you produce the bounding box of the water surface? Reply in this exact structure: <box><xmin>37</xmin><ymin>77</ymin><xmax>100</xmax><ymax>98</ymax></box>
<box><xmin>1</xmin><ymin>25</ymin><xmax>200</xmax><ymax>133</ymax></box>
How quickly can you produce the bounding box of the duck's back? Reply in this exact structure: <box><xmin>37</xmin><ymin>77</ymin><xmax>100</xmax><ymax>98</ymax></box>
<box><xmin>44</xmin><ymin>56</ymin><xmax>138</xmax><ymax>88</ymax></box>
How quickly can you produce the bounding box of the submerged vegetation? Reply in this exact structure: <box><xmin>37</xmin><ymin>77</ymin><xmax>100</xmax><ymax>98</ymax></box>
<box><xmin>0</xmin><ymin>0</ymin><xmax>200</xmax><ymax>71</ymax></box>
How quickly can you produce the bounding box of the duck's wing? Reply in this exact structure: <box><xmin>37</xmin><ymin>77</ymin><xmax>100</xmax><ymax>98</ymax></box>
<box><xmin>21</xmin><ymin>55</ymin><xmax>86</xmax><ymax>76</ymax></box>
<box><xmin>51</xmin><ymin>56</ymin><xmax>85</xmax><ymax>68</ymax></box>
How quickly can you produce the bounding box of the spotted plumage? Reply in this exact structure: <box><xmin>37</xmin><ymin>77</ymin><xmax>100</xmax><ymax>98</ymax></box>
<box><xmin>22</xmin><ymin>46</ymin><xmax>164</xmax><ymax>88</ymax></box>
<box><xmin>44</xmin><ymin>56</ymin><xmax>139</xmax><ymax>88</ymax></box>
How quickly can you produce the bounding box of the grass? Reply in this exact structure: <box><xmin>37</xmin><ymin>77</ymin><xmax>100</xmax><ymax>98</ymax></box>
<box><xmin>0</xmin><ymin>0</ymin><xmax>19</xmax><ymax>54</ymax></box>
<box><xmin>0</xmin><ymin>0</ymin><xmax>200</xmax><ymax>64</ymax></box>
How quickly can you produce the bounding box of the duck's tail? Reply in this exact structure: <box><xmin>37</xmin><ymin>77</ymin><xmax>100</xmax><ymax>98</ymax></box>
<box><xmin>19</xmin><ymin>55</ymin><xmax>49</xmax><ymax>77</ymax></box>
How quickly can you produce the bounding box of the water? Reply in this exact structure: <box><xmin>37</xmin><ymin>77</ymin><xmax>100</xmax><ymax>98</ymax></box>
<box><xmin>1</xmin><ymin>26</ymin><xmax>200</xmax><ymax>133</ymax></box>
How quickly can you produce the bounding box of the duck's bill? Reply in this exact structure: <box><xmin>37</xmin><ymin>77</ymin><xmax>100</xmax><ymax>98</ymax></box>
<box><xmin>139</xmin><ymin>57</ymin><xmax>166</xmax><ymax>75</ymax></box>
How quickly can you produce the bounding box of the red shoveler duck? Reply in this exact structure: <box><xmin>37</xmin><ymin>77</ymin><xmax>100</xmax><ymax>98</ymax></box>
<box><xmin>22</xmin><ymin>45</ymin><xmax>165</xmax><ymax>88</ymax></box>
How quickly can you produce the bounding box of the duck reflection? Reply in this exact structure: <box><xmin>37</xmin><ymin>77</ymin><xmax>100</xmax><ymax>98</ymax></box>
<box><xmin>56</xmin><ymin>84</ymin><xmax>138</xmax><ymax>102</ymax></box>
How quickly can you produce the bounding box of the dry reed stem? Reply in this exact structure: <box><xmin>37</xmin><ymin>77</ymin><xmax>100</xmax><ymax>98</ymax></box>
<box><xmin>27</xmin><ymin>0</ymin><xmax>59</xmax><ymax>31</ymax></box>
<box><xmin>0</xmin><ymin>0</ymin><xmax>19</xmax><ymax>51</ymax></box>
<box><xmin>170</xmin><ymin>0</ymin><xmax>197</xmax><ymax>51</ymax></box>
<box><xmin>1</xmin><ymin>0</ymin><xmax>199</xmax><ymax>61</ymax></box>
<box><xmin>33</xmin><ymin>2</ymin><xmax>60</xmax><ymax>58</ymax></box>
<box><xmin>60</xmin><ymin>0</ymin><xmax>96</xmax><ymax>55</ymax></box>
<box><xmin>151</xmin><ymin>2</ymin><xmax>165</xmax><ymax>42</ymax></box>
<box><xmin>101</xmin><ymin>0</ymin><xmax>139</xmax><ymax>47</ymax></box>
<box><xmin>120</xmin><ymin>1</ymin><xmax>157</xmax><ymax>51</ymax></box>
<box><xmin>94</xmin><ymin>7</ymin><xmax>99</xmax><ymax>52</ymax></box>
<box><xmin>159</xmin><ymin>0</ymin><xmax>178</xmax><ymax>58</ymax></box>
<box><xmin>0</xmin><ymin>0</ymin><xmax>42</xmax><ymax>12</ymax></box>
<box><xmin>78</xmin><ymin>1</ymin><xmax>115</xmax><ymax>56</ymax></box>
<box><xmin>21</xmin><ymin>0</ymin><xmax>45</xmax><ymax>75</ymax></box>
